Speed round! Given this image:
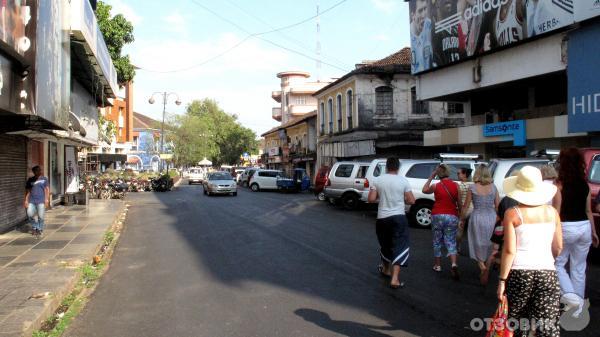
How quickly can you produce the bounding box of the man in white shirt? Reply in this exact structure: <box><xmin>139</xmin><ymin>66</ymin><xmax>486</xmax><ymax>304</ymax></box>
<box><xmin>368</xmin><ymin>157</ymin><xmax>415</xmax><ymax>289</ymax></box>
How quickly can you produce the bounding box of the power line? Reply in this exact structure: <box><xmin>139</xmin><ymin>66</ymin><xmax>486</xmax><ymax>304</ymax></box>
<box><xmin>137</xmin><ymin>0</ymin><xmax>350</xmax><ymax>74</ymax></box>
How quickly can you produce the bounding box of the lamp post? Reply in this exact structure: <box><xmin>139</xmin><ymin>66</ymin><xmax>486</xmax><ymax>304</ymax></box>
<box><xmin>148</xmin><ymin>92</ymin><xmax>181</xmax><ymax>172</ymax></box>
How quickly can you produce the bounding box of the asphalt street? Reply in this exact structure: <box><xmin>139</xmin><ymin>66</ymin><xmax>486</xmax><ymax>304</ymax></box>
<box><xmin>66</xmin><ymin>181</ymin><xmax>600</xmax><ymax>337</ymax></box>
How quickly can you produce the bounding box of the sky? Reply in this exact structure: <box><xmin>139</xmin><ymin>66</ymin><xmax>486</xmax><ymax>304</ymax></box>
<box><xmin>103</xmin><ymin>0</ymin><xmax>411</xmax><ymax>136</ymax></box>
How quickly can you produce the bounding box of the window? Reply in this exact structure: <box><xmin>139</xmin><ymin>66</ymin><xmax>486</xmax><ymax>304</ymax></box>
<box><xmin>347</xmin><ymin>90</ymin><xmax>353</xmax><ymax>129</ymax></box>
<box><xmin>295</xmin><ymin>96</ymin><xmax>307</xmax><ymax>105</ymax></box>
<box><xmin>285</xmin><ymin>93</ymin><xmax>290</xmax><ymax>107</ymax></box>
<box><xmin>448</xmin><ymin>102</ymin><xmax>464</xmax><ymax>114</ymax></box>
<box><xmin>336</xmin><ymin>95</ymin><xmax>342</xmax><ymax>131</ymax></box>
<box><xmin>259</xmin><ymin>171</ymin><xmax>280</xmax><ymax>178</ymax></box>
<box><xmin>328</xmin><ymin>98</ymin><xmax>333</xmax><ymax>134</ymax></box>
<box><xmin>448</xmin><ymin>164</ymin><xmax>473</xmax><ymax>181</ymax></box>
<box><xmin>589</xmin><ymin>156</ymin><xmax>600</xmax><ymax>183</ymax></box>
<box><xmin>405</xmin><ymin>163</ymin><xmax>439</xmax><ymax>179</ymax></box>
<box><xmin>320</xmin><ymin>102</ymin><xmax>325</xmax><ymax>134</ymax></box>
<box><xmin>505</xmin><ymin>161</ymin><xmax>548</xmax><ymax>178</ymax></box>
<box><xmin>375</xmin><ymin>86</ymin><xmax>393</xmax><ymax>115</ymax></box>
<box><xmin>373</xmin><ymin>163</ymin><xmax>386</xmax><ymax>177</ymax></box>
<box><xmin>335</xmin><ymin>164</ymin><xmax>354</xmax><ymax>178</ymax></box>
<box><xmin>356</xmin><ymin>165</ymin><xmax>369</xmax><ymax>179</ymax></box>
<box><xmin>411</xmin><ymin>87</ymin><xmax>429</xmax><ymax>114</ymax></box>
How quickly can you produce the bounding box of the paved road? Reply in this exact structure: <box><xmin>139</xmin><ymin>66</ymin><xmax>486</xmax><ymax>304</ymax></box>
<box><xmin>66</xmin><ymin>181</ymin><xmax>600</xmax><ymax>337</ymax></box>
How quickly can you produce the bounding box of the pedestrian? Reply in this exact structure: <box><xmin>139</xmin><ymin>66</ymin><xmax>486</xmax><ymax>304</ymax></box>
<box><xmin>455</xmin><ymin>167</ymin><xmax>473</xmax><ymax>253</ymax></box>
<box><xmin>422</xmin><ymin>164</ymin><xmax>462</xmax><ymax>280</ymax></box>
<box><xmin>483</xmin><ymin>195</ymin><xmax>519</xmax><ymax>285</ymax></box>
<box><xmin>497</xmin><ymin>165</ymin><xmax>563</xmax><ymax>337</ymax></box>
<box><xmin>368</xmin><ymin>157</ymin><xmax>415</xmax><ymax>289</ymax></box>
<box><xmin>24</xmin><ymin>166</ymin><xmax>50</xmax><ymax>237</ymax></box>
<box><xmin>553</xmin><ymin>148</ymin><xmax>599</xmax><ymax>316</ymax></box>
<box><xmin>461</xmin><ymin>164</ymin><xmax>499</xmax><ymax>283</ymax></box>
<box><xmin>540</xmin><ymin>164</ymin><xmax>558</xmax><ymax>206</ymax></box>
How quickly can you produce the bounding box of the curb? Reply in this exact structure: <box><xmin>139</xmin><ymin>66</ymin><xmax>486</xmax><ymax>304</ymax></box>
<box><xmin>23</xmin><ymin>201</ymin><xmax>127</xmax><ymax>337</ymax></box>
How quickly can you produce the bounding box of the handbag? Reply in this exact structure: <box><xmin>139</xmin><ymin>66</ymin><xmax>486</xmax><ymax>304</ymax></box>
<box><xmin>485</xmin><ymin>296</ymin><xmax>513</xmax><ymax>337</ymax></box>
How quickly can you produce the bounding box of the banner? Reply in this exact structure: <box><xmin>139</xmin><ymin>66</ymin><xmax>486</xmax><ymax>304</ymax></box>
<box><xmin>65</xmin><ymin>146</ymin><xmax>79</xmax><ymax>193</ymax></box>
<box><xmin>568</xmin><ymin>24</ymin><xmax>600</xmax><ymax>133</ymax></box>
<box><xmin>574</xmin><ymin>0</ymin><xmax>600</xmax><ymax>22</ymax></box>
<box><xmin>408</xmin><ymin>0</ymin><xmax>580</xmax><ymax>74</ymax></box>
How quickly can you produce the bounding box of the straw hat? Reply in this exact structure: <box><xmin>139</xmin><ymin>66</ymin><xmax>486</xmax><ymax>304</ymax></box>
<box><xmin>503</xmin><ymin>166</ymin><xmax>557</xmax><ymax>206</ymax></box>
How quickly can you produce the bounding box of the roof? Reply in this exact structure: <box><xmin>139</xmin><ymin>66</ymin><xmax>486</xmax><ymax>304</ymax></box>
<box><xmin>313</xmin><ymin>47</ymin><xmax>412</xmax><ymax>96</ymax></box>
<box><xmin>133</xmin><ymin>112</ymin><xmax>160</xmax><ymax>129</ymax></box>
<box><xmin>261</xmin><ymin>111</ymin><xmax>317</xmax><ymax>137</ymax></box>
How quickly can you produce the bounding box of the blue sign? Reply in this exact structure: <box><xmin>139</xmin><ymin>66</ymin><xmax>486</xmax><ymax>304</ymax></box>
<box><xmin>568</xmin><ymin>24</ymin><xmax>600</xmax><ymax>133</ymax></box>
<box><xmin>243</xmin><ymin>152</ymin><xmax>249</xmax><ymax>159</ymax></box>
<box><xmin>483</xmin><ymin>120</ymin><xmax>526</xmax><ymax>147</ymax></box>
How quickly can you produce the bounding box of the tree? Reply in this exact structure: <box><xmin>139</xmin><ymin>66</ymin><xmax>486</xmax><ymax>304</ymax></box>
<box><xmin>96</xmin><ymin>1</ymin><xmax>135</xmax><ymax>84</ymax></box>
<box><xmin>169</xmin><ymin>99</ymin><xmax>258</xmax><ymax>166</ymax></box>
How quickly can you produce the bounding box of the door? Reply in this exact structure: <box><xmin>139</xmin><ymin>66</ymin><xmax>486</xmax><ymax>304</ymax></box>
<box><xmin>48</xmin><ymin>141</ymin><xmax>61</xmax><ymax>201</ymax></box>
<box><xmin>332</xmin><ymin>163</ymin><xmax>356</xmax><ymax>193</ymax></box>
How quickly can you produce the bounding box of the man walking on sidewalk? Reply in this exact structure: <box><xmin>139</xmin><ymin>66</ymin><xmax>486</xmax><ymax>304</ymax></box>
<box><xmin>24</xmin><ymin>166</ymin><xmax>50</xmax><ymax>237</ymax></box>
<box><xmin>368</xmin><ymin>157</ymin><xmax>415</xmax><ymax>289</ymax></box>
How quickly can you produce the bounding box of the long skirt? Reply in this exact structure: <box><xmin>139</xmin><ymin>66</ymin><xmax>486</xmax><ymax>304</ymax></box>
<box><xmin>376</xmin><ymin>214</ymin><xmax>410</xmax><ymax>267</ymax></box>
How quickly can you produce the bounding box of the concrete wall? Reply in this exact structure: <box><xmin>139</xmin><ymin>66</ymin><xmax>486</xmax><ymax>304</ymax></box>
<box><xmin>71</xmin><ymin>80</ymin><xmax>99</xmax><ymax>144</ymax></box>
<box><xmin>417</xmin><ymin>34</ymin><xmax>567</xmax><ymax>100</ymax></box>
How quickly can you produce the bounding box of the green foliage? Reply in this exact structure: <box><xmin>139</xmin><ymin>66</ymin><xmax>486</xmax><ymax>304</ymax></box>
<box><xmin>168</xmin><ymin>99</ymin><xmax>258</xmax><ymax>166</ymax></box>
<box><xmin>98</xmin><ymin>112</ymin><xmax>116</xmax><ymax>144</ymax></box>
<box><xmin>104</xmin><ymin>231</ymin><xmax>115</xmax><ymax>246</ymax></box>
<box><xmin>96</xmin><ymin>2</ymin><xmax>136</xmax><ymax>84</ymax></box>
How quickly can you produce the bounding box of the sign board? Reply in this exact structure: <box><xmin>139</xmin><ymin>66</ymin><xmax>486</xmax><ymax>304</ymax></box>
<box><xmin>65</xmin><ymin>146</ymin><xmax>79</xmax><ymax>193</ymax></box>
<box><xmin>483</xmin><ymin>120</ymin><xmax>526</xmax><ymax>146</ymax></box>
<box><xmin>159</xmin><ymin>154</ymin><xmax>173</xmax><ymax>160</ymax></box>
<box><xmin>408</xmin><ymin>0</ymin><xmax>585</xmax><ymax>74</ymax></box>
<box><xmin>243</xmin><ymin>152</ymin><xmax>249</xmax><ymax>159</ymax></box>
<box><xmin>575</xmin><ymin>0</ymin><xmax>600</xmax><ymax>22</ymax></box>
<box><xmin>268</xmin><ymin>147</ymin><xmax>279</xmax><ymax>156</ymax></box>
<box><xmin>568</xmin><ymin>23</ymin><xmax>600</xmax><ymax>133</ymax></box>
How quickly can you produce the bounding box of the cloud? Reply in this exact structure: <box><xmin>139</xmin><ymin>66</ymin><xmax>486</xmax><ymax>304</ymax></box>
<box><xmin>371</xmin><ymin>0</ymin><xmax>397</xmax><ymax>12</ymax></box>
<box><xmin>163</xmin><ymin>11</ymin><xmax>188</xmax><ymax>35</ymax></box>
<box><xmin>373</xmin><ymin>34</ymin><xmax>390</xmax><ymax>41</ymax></box>
<box><xmin>105</xmin><ymin>0</ymin><xmax>142</xmax><ymax>25</ymax></box>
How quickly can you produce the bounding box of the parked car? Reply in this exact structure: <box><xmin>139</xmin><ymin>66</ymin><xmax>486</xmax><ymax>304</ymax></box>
<box><xmin>488</xmin><ymin>158</ymin><xmax>551</xmax><ymax>196</ymax></box>
<box><xmin>188</xmin><ymin>167</ymin><xmax>205</xmax><ymax>185</ymax></box>
<box><xmin>359</xmin><ymin>156</ymin><xmax>480</xmax><ymax>228</ymax></box>
<box><xmin>324</xmin><ymin>161</ymin><xmax>370</xmax><ymax>210</ymax></box>
<box><xmin>249</xmin><ymin>169</ymin><xmax>282</xmax><ymax>192</ymax></box>
<box><xmin>313</xmin><ymin>166</ymin><xmax>330</xmax><ymax>201</ymax></box>
<box><xmin>239</xmin><ymin>167</ymin><xmax>259</xmax><ymax>187</ymax></box>
<box><xmin>202</xmin><ymin>171</ymin><xmax>237</xmax><ymax>196</ymax></box>
<box><xmin>580</xmin><ymin>148</ymin><xmax>600</xmax><ymax>262</ymax></box>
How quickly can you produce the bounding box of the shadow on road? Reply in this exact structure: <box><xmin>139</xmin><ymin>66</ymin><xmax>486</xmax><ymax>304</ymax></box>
<box><xmin>295</xmin><ymin>308</ymin><xmax>393</xmax><ymax>337</ymax></box>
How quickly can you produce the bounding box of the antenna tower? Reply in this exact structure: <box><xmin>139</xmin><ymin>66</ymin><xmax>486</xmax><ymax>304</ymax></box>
<box><xmin>316</xmin><ymin>3</ymin><xmax>321</xmax><ymax>82</ymax></box>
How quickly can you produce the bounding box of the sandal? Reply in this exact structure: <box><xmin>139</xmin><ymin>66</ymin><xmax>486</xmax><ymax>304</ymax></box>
<box><xmin>378</xmin><ymin>264</ymin><xmax>391</xmax><ymax>278</ymax></box>
<box><xmin>432</xmin><ymin>265</ymin><xmax>442</xmax><ymax>272</ymax></box>
<box><xmin>390</xmin><ymin>281</ymin><xmax>405</xmax><ymax>289</ymax></box>
<box><xmin>451</xmin><ymin>265</ymin><xmax>460</xmax><ymax>281</ymax></box>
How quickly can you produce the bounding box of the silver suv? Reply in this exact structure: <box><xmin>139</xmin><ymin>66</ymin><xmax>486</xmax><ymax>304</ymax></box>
<box><xmin>323</xmin><ymin>161</ymin><xmax>370</xmax><ymax>210</ymax></box>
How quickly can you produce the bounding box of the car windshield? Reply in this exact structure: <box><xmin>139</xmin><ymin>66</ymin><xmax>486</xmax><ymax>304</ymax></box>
<box><xmin>589</xmin><ymin>155</ymin><xmax>600</xmax><ymax>184</ymax></box>
<box><xmin>210</xmin><ymin>173</ymin><xmax>232</xmax><ymax>180</ymax></box>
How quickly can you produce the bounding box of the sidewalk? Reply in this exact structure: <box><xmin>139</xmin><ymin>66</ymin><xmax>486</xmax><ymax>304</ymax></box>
<box><xmin>0</xmin><ymin>199</ymin><xmax>124</xmax><ymax>337</ymax></box>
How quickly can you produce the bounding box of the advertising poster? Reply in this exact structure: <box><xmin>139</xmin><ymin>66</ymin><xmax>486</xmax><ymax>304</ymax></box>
<box><xmin>574</xmin><ymin>0</ymin><xmax>600</xmax><ymax>22</ymax></box>
<box><xmin>408</xmin><ymin>0</ymin><xmax>577</xmax><ymax>74</ymax></box>
<box><xmin>65</xmin><ymin>146</ymin><xmax>79</xmax><ymax>193</ymax></box>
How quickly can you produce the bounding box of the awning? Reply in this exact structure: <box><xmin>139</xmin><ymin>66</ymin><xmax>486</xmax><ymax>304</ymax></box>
<box><xmin>127</xmin><ymin>156</ymin><xmax>141</xmax><ymax>164</ymax></box>
<box><xmin>198</xmin><ymin>158</ymin><xmax>212</xmax><ymax>166</ymax></box>
<box><xmin>0</xmin><ymin>113</ymin><xmax>66</xmax><ymax>133</ymax></box>
<box><xmin>87</xmin><ymin>153</ymin><xmax>127</xmax><ymax>163</ymax></box>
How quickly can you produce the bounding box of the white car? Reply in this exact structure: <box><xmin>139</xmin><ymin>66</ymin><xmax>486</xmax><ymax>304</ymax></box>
<box><xmin>248</xmin><ymin>169</ymin><xmax>282</xmax><ymax>192</ymax></box>
<box><xmin>488</xmin><ymin>158</ymin><xmax>550</xmax><ymax>197</ymax></box>
<box><xmin>361</xmin><ymin>157</ymin><xmax>480</xmax><ymax>228</ymax></box>
<box><xmin>188</xmin><ymin>168</ymin><xmax>205</xmax><ymax>185</ymax></box>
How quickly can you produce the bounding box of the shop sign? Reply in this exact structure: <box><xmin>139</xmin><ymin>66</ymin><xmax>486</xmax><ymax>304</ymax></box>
<box><xmin>575</xmin><ymin>0</ymin><xmax>600</xmax><ymax>22</ymax></box>
<box><xmin>568</xmin><ymin>24</ymin><xmax>600</xmax><ymax>133</ymax></box>
<box><xmin>483</xmin><ymin>120</ymin><xmax>526</xmax><ymax>146</ymax></box>
<box><xmin>268</xmin><ymin>147</ymin><xmax>279</xmax><ymax>156</ymax></box>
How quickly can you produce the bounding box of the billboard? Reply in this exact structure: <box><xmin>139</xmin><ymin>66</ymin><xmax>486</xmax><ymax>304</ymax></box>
<box><xmin>408</xmin><ymin>0</ymin><xmax>583</xmax><ymax>74</ymax></box>
<box><xmin>567</xmin><ymin>23</ymin><xmax>600</xmax><ymax>133</ymax></box>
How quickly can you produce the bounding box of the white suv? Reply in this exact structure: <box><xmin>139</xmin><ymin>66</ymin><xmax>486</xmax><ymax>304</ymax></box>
<box><xmin>249</xmin><ymin>169</ymin><xmax>282</xmax><ymax>192</ymax></box>
<box><xmin>361</xmin><ymin>158</ymin><xmax>480</xmax><ymax>228</ymax></box>
<box><xmin>188</xmin><ymin>167</ymin><xmax>205</xmax><ymax>185</ymax></box>
<box><xmin>488</xmin><ymin>158</ymin><xmax>550</xmax><ymax>197</ymax></box>
<box><xmin>323</xmin><ymin>161</ymin><xmax>370</xmax><ymax>210</ymax></box>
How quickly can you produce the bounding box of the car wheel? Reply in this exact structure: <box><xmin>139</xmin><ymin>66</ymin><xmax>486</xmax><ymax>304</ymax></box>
<box><xmin>233</xmin><ymin>192</ymin><xmax>238</xmax><ymax>196</ymax></box>
<box><xmin>188</xmin><ymin>181</ymin><xmax>192</xmax><ymax>185</ymax></box>
<box><xmin>203</xmin><ymin>189</ymin><xmax>207</xmax><ymax>195</ymax></box>
<box><xmin>243</xmin><ymin>181</ymin><xmax>248</xmax><ymax>188</ymax></box>
<box><xmin>317</xmin><ymin>192</ymin><xmax>326</xmax><ymax>201</ymax></box>
<box><xmin>411</xmin><ymin>202</ymin><xmax>433</xmax><ymax>228</ymax></box>
<box><xmin>341</xmin><ymin>193</ymin><xmax>359</xmax><ymax>210</ymax></box>
<box><xmin>250</xmin><ymin>183</ymin><xmax>259</xmax><ymax>192</ymax></box>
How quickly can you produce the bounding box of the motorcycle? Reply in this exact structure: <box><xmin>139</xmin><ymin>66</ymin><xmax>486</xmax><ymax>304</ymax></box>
<box><xmin>151</xmin><ymin>175</ymin><xmax>173</xmax><ymax>192</ymax></box>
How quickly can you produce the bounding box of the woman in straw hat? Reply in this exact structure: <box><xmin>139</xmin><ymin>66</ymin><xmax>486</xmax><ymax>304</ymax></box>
<box><xmin>497</xmin><ymin>166</ymin><xmax>563</xmax><ymax>337</ymax></box>
<box><xmin>553</xmin><ymin>148</ymin><xmax>599</xmax><ymax>316</ymax></box>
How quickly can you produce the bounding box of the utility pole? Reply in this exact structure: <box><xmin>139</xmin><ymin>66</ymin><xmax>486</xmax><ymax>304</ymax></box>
<box><xmin>148</xmin><ymin>92</ymin><xmax>182</xmax><ymax>172</ymax></box>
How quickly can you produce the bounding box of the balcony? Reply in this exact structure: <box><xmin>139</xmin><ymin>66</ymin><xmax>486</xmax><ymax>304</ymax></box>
<box><xmin>70</xmin><ymin>0</ymin><xmax>118</xmax><ymax>98</ymax></box>
<box><xmin>272</xmin><ymin>107</ymin><xmax>282</xmax><ymax>122</ymax></box>
<box><xmin>289</xmin><ymin>105</ymin><xmax>315</xmax><ymax>116</ymax></box>
<box><xmin>272</xmin><ymin>91</ymin><xmax>282</xmax><ymax>103</ymax></box>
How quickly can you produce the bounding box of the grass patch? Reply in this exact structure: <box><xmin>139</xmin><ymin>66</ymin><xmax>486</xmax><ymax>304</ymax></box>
<box><xmin>103</xmin><ymin>231</ymin><xmax>114</xmax><ymax>246</ymax></box>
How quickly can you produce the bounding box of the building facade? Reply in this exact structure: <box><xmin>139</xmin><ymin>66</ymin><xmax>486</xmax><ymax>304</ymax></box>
<box><xmin>0</xmin><ymin>0</ymin><xmax>118</xmax><ymax>232</ymax></box>
<box><xmin>126</xmin><ymin>112</ymin><xmax>163</xmax><ymax>172</ymax></box>
<box><xmin>271</xmin><ymin>71</ymin><xmax>331</xmax><ymax>124</ymax></box>
<box><xmin>406</xmin><ymin>0</ymin><xmax>600</xmax><ymax>158</ymax></box>
<box><xmin>314</xmin><ymin>48</ymin><xmax>465</xmax><ymax>168</ymax></box>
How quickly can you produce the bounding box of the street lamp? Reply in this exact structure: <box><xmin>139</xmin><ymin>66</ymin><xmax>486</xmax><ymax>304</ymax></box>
<box><xmin>148</xmin><ymin>92</ymin><xmax>182</xmax><ymax>172</ymax></box>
